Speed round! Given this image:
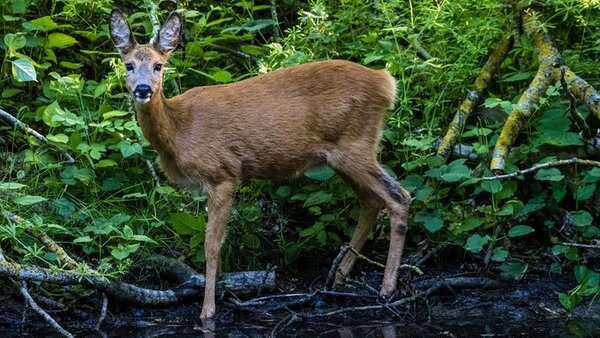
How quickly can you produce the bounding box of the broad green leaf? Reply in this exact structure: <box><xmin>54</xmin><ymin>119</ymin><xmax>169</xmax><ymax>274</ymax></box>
<box><xmin>535</xmin><ymin>168</ymin><xmax>564</xmax><ymax>181</ymax></box>
<box><xmin>304</xmin><ymin>165</ymin><xmax>335</xmax><ymax>181</ymax></box>
<box><xmin>4</xmin><ymin>33</ymin><xmax>26</xmax><ymax>51</ymax></box>
<box><xmin>47</xmin><ymin>32</ymin><xmax>78</xmax><ymax>48</ymax></box>
<box><xmin>131</xmin><ymin>235</ymin><xmax>157</xmax><ymax>243</ymax></box>
<box><xmin>170</xmin><ymin>212</ymin><xmax>205</xmax><ymax>235</ymax></box>
<box><xmin>481</xmin><ymin>179</ymin><xmax>502</xmax><ymax>193</ymax></box>
<box><xmin>276</xmin><ymin>185</ymin><xmax>291</xmax><ymax>198</ymax></box>
<box><xmin>575</xmin><ymin>184</ymin><xmax>596</xmax><ymax>201</ymax></box>
<box><xmin>583</xmin><ymin>168</ymin><xmax>600</xmax><ymax>183</ymax></box>
<box><xmin>212</xmin><ymin>70</ymin><xmax>232</xmax><ymax>83</ymax></box>
<box><xmin>29</xmin><ymin>16</ymin><xmax>59</xmax><ymax>31</ymax></box>
<box><xmin>117</xmin><ymin>140</ymin><xmax>143</xmax><ymax>158</ymax></box>
<box><xmin>73</xmin><ymin>236</ymin><xmax>92</xmax><ymax>243</ymax></box>
<box><xmin>2</xmin><ymin>88</ymin><xmax>22</xmax><ymax>98</ymax></box>
<box><xmin>559</xmin><ymin>292</ymin><xmax>582</xmax><ymax>310</ymax></box>
<box><xmin>11</xmin><ymin>58</ymin><xmax>37</xmax><ymax>82</ymax></box>
<box><xmin>96</xmin><ymin>159</ymin><xmax>117</xmax><ymax>168</ymax></box>
<box><xmin>498</xmin><ymin>262</ymin><xmax>528</xmax><ymax>280</ymax></box>
<box><xmin>440</xmin><ymin>159</ymin><xmax>472</xmax><ymax>182</ymax></box>
<box><xmin>60</xmin><ymin>61</ymin><xmax>83</xmax><ymax>69</ymax></box>
<box><xmin>13</xmin><ymin>195</ymin><xmax>47</xmax><ymax>205</ymax></box>
<box><xmin>0</xmin><ymin>182</ymin><xmax>27</xmax><ymax>190</ymax></box>
<box><xmin>47</xmin><ymin>133</ymin><xmax>69</xmax><ymax>143</ymax></box>
<box><xmin>103</xmin><ymin>110</ymin><xmax>129</xmax><ymax>119</ymax></box>
<box><xmin>304</xmin><ymin>191</ymin><xmax>332</xmax><ymax>207</ymax></box>
<box><xmin>464</xmin><ymin>234</ymin><xmax>490</xmax><ymax>253</ymax></box>
<box><xmin>415</xmin><ymin>213</ymin><xmax>444</xmax><ymax>233</ymax></box>
<box><xmin>492</xmin><ymin>247</ymin><xmax>509</xmax><ymax>262</ymax></box>
<box><xmin>508</xmin><ymin>225</ymin><xmax>535</xmax><ymax>237</ymax></box>
<box><xmin>571</xmin><ymin>211</ymin><xmax>593</xmax><ymax>227</ymax></box>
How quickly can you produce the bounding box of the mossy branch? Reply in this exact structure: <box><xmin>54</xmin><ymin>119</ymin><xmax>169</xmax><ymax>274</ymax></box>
<box><xmin>437</xmin><ymin>34</ymin><xmax>513</xmax><ymax>161</ymax></box>
<box><xmin>490</xmin><ymin>8</ymin><xmax>600</xmax><ymax>172</ymax></box>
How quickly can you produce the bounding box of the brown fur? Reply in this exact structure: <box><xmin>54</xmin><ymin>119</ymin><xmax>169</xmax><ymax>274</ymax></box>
<box><xmin>110</xmin><ymin>9</ymin><xmax>411</xmax><ymax>319</ymax></box>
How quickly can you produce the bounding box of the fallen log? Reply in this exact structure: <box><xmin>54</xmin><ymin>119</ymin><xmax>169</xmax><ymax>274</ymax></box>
<box><xmin>0</xmin><ymin>261</ymin><xmax>276</xmax><ymax>306</ymax></box>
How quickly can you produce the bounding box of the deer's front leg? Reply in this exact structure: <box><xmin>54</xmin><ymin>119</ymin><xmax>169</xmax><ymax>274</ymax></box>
<box><xmin>200</xmin><ymin>181</ymin><xmax>236</xmax><ymax>319</ymax></box>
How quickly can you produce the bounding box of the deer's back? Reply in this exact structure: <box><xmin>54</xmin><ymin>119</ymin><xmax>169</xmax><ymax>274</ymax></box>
<box><xmin>166</xmin><ymin>60</ymin><xmax>396</xmax><ymax>183</ymax></box>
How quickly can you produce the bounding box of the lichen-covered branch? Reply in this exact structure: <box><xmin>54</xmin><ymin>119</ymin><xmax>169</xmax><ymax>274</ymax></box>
<box><xmin>560</xmin><ymin>68</ymin><xmax>592</xmax><ymax>139</ymax></box>
<box><xmin>437</xmin><ymin>34</ymin><xmax>513</xmax><ymax>161</ymax></box>
<box><xmin>562</xmin><ymin>68</ymin><xmax>600</xmax><ymax>120</ymax></box>
<box><xmin>8</xmin><ymin>213</ymin><xmax>78</xmax><ymax>270</ymax></box>
<box><xmin>490</xmin><ymin>8</ymin><xmax>600</xmax><ymax>171</ymax></box>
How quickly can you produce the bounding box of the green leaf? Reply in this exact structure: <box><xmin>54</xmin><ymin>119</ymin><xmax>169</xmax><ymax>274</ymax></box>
<box><xmin>103</xmin><ymin>110</ymin><xmax>129</xmax><ymax>119</ymax></box>
<box><xmin>2</xmin><ymin>88</ymin><xmax>23</xmax><ymax>98</ymax></box>
<box><xmin>73</xmin><ymin>236</ymin><xmax>92</xmax><ymax>243</ymax></box>
<box><xmin>440</xmin><ymin>159</ymin><xmax>472</xmax><ymax>182</ymax></box>
<box><xmin>13</xmin><ymin>195</ymin><xmax>47</xmax><ymax>205</ymax></box>
<box><xmin>11</xmin><ymin>58</ymin><xmax>37</xmax><ymax>82</ymax></box>
<box><xmin>583</xmin><ymin>168</ymin><xmax>600</xmax><ymax>183</ymax></box>
<box><xmin>304</xmin><ymin>165</ymin><xmax>335</xmax><ymax>181</ymax></box>
<box><xmin>535</xmin><ymin>168</ymin><xmax>564</xmax><ymax>181</ymax></box>
<box><xmin>276</xmin><ymin>185</ymin><xmax>291</xmax><ymax>198</ymax></box>
<box><xmin>212</xmin><ymin>70</ymin><xmax>232</xmax><ymax>83</ymax></box>
<box><xmin>414</xmin><ymin>213</ymin><xmax>444</xmax><ymax>233</ymax></box>
<box><xmin>96</xmin><ymin>159</ymin><xmax>117</xmax><ymax>168</ymax></box>
<box><xmin>464</xmin><ymin>234</ymin><xmax>490</xmax><ymax>253</ymax></box>
<box><xmin>481</xmin><ymin>179</ymin><xmax>503</xmax><ymax>193</ymax></box>
<box><xmin>47</xmin><ymin>133</ymin><xmax>69</xmax><ymax>143</ymax></box>
<box><xmin>60</xmin><ymin>61</ymin><xmax>82</xmax><ymax>69</ymax></box>
<box><xmin>117</xmin><ymin>140</ymin><xmax>143</xmax><ymax>158</ymax></box>
<box><xmin>303</xmin><ymin>191</ymin><xmax>332</xmax><ymax>207</ymax></box>
<box><xmin>571</xmin><ymin>210</ymin><xmax>593</xmax><ymax>227</ymax></box>
<box><xmin>575</xmin><ymin>184</ymin><xmax>596</xmax><ymax>201</ymax></box>
<box><xmin>0</xmin><ymin>182</ymin><xmax>27</xmax><ymax>190</ymax></box>
<box><xmin>4</xmin><ymin>33</ymin><xmax>26</xmax><ymax>51</ymax></box>
<box><xmin>492</xmin><ymin>247</ymin><xmax>509</xmax><ymax>262</ymax></box>
<box><xmin>498</xmin><ymin>262</ymin><xmax>528</xmax><ymax>280</ymax></box>
<box><xmin>559</xmin><ymin>292</ymin><xmax>582</xmax><ymax>310</ymax></box>
<box><xmin>47</xmin><ymin>32</ymin><xmax>78</xmax><ymax>48</ymax></box>
<box><xmin>131</xmin><ymin>235</ymin><xmax>157</xmax><ymax>243</ymax></box>
<box><xmin>170</xmin><ymin>212</ymin><xmax>205</xmax><ymax>235</ymax></box>
<box><xmin>508</xmin><ymin>225</ymin><xmax>535</xmax><ymax>237</ymax></box>
<box><xmin>29</xmin><ymin>16</ymin><xmax>59</xmax><ymax>31</ymax></box>
<box><xmin>243</xmin><ymin>234</ymin><xmax>260</xmax><ymax>249</ymax></box>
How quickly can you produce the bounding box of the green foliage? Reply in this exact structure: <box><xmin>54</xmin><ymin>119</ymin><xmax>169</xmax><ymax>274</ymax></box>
<box><xmin>0</xmin><ymin>0</ymin><xmax>598</xmax><ymax>311</ymax></box>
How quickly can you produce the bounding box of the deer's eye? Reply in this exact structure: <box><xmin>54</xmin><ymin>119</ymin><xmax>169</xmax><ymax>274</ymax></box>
<box><xmin>154</xmin><ymin>63</ymin><xmax>162</xmax><ymax>72</ymax></box>
<box><xmin>125</xmin><ymin>63</ymin><xmax>134</xmax><ymax>72</ymax></box>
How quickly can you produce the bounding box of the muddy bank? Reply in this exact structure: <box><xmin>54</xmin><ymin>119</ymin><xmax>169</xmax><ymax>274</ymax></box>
<box><xmin>1</xmin><ymin>265</ymin><xmax>599</xmax><ymax>337</ymax></box>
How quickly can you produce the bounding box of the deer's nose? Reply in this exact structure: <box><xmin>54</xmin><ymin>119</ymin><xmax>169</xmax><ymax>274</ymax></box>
<box><xmin>134</xmin><ymin>84</ymin><xmax>153</xmax><ymax>98</ymax></box>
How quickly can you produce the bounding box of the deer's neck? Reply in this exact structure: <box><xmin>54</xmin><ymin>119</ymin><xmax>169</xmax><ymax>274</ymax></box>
<box><xmin>135</xmin><ymin>91</ymin><xmax>179</xmax><ymax>163</ymax></box>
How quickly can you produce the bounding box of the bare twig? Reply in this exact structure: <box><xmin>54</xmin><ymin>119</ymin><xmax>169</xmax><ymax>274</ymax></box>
<box><xmin>95</xmin><ymin>293</ymin><xmax>109</xmax><ymax>330</ymax></box>
<box><xmin>559</xmin><ymin>242</ymin><xmax>600</xmax><ymax>250</ymax></box>
<box><xmin>270</xmin><ymin>0</ymin><xmax>281</xmax><ymax>39</ymax></box>
<box><xmin>19</xmin><ymin>281</ymin><xmax>74</xmax><ymax>338</ymax></box>
<box><xmin>0</xmin><ymin>249</ymin><xmax>73</xmax><ymax>337</ymax></box>
<box><xmin>0</xmin><ymin>107</ymin><xmax>75</xmax><ymax>163</ymax></box>
<box><xmin>208</xmin><ymin>43</ymin><xmax>255</xmax><ymax>61</ymax></box>
<box><xmin>325</xmin><ymin>244</ymin><xmax>350</xmax><ymax>290</ymax></box>
<box><xmin>482</xmin><ymin>157</ymin><xmax>600</xmax><ymax>180</ymax></box>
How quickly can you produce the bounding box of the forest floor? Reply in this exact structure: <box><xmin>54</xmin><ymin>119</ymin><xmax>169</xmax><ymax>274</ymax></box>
<box><xmin>1</xmin><ymin>256</ymin><xmax>600</xmax><ymax>337</ymax></box>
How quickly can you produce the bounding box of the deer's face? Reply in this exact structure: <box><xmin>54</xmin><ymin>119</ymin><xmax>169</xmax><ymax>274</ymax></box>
<box><xmin>109</xmin><ymin>9</ymin><xmax>182</xmax><ymax>104</ymax></box>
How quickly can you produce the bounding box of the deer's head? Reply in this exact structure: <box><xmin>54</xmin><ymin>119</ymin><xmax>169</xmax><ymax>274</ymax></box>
<box><xmin>109</xmin><ymin>9</ymin><xmax>182</xmax><ymax>104</ymax></box>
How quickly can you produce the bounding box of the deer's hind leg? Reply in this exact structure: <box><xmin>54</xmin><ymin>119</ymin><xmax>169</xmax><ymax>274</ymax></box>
<box><xmin>328</xmin><ymin>145</ymin><xmax>411</xmax><ymax>295</ymax></box>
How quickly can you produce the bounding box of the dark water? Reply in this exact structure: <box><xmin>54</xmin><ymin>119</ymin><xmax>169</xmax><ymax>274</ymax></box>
<box><xmin>15</xmin><ymin>316</ymin><xmax>591</xmax><ymax>337</ymax></box>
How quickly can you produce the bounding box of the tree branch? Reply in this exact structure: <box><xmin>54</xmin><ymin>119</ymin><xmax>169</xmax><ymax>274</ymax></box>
<box><xmin>482</xmin><ymin>157</ymin><xmax>600</xmax><ymax>180</ymax></box>
<box><xmin>0</xmin><ymin>107</ymin><xmax>75</xmax><ymax>164</ymax></box>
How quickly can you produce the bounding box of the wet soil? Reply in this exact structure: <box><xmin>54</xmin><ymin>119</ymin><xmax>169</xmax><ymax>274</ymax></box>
<box><xmin>2</xmin><ymin>261</ymin><xmax>600</xmax><ymax>337</ymax></box>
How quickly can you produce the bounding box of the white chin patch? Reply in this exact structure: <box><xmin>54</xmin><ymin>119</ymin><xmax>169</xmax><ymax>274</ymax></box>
<box><xmin>135</xmin><ymin>97</ymin><xmax>151</xmax><ymax>104</ymax></box>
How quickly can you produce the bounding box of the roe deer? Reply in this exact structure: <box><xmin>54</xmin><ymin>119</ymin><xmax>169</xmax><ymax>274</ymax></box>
<box><xmin>109</xmin><ymin>9</ymin><xmax>411</xmax><ymax>319</ymax></box>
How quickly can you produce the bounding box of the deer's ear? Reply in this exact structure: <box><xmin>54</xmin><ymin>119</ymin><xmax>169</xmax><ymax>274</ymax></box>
<box><xmin>109</xmin><ymin>9</ymin><xmax>136</xmax><ymax>54</ymax></box>
<box><xmin>155</xmin><ymin>12</ymin><xmax>182</xmax><ymax>54</ymax></box>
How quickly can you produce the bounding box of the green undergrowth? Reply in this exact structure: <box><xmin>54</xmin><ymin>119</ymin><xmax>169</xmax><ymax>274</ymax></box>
<box><xmin>0</xmin><ymin>0</ymin><xmax>599</xmax><ymax>310</ymax></box>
